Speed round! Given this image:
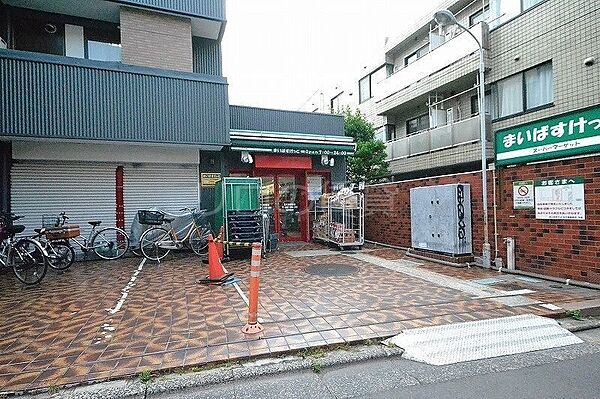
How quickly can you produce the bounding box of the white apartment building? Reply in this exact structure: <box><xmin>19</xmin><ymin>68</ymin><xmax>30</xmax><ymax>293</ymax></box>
<box><xmin>313</xmin><ymin>0</ymin><xmax>599</xmax><ymax>181</ymax></box>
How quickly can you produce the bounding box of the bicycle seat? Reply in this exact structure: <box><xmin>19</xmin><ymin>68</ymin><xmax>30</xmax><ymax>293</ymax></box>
<box><xmin>88</xmin><ymin>221</ymin><xmax>102</xmax><ymax>227</ymax></box>
<box><xmin>163</xmin><ymin>217</ymin><xmax>175</xmax><ymax>223</ymax></box>
<box><xmin>6</xmin><ymin>225</ymin><xmax>25</xmax><ymax>234</ymax></box>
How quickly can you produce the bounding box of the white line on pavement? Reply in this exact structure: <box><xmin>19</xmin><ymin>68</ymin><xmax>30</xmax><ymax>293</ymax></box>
<box><xmin>106</xmin><ymin>258</ymin><xmax>146</xmax><ymax>315</ymax></box>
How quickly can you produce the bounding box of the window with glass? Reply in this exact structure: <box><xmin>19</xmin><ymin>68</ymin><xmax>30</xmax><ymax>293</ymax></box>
<box><xmin>522</xmin><ymin>0</ymin><xmax>544</xmax><ymax>11</ymax></box>
<box><xmin>359</xmin><ymin>75</ymin><xmax>371</xmax><ymax>103</ymax></box>
<box><xmin>404</xmin><ymin>43</ymin><xmax>429</xmax><ymax>66</ymax></box>
<box><xmin>469</xmin><ymin>4</ymin><xmax>490</xmax><ymax>26</ymax></box>
<box><xmin>385</xmin><ymin>124</ymin><xmax>396</xmax><ymax>141</ymax></box>
<box><xmin>491</xmin><ymin>62</ymin><xmax>553</xmax><ymax>119</ymax></box>
<box><xmin>330</xmin><ymin>94</ymin><xmax>341</xmax><ymax>114</ymax></box>
<box><xmin>406</xmin><ymin>114</ymin><xmax>430</xmax><ymax>135</ymax></box>
<box><xmin>85</xmin><ymin>26</ymin><xmax>121</xmax><ymax>62</ymax></box>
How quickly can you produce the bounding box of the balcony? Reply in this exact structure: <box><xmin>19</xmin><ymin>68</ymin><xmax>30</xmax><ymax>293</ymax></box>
<box><xmin>385</xmin><ymin>114</ymin><xmax>491</xmax><ymax>161</ymax></box>
<box><xmin>0</xmin><ymin>49</ymin><xmax>229</xmax><ymax>146</ymax></box>
<box><xmin>376</xmin><ymin>22</ymin><xmax>487</xmax><ymax>115</ymax></box>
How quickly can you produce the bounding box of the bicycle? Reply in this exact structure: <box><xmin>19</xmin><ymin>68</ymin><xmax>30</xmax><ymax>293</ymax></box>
<box><xmin>0</xmin><ymin>213</ymin><xmax>49</xmax><ymax>285</ymax></box>
<box><xmin>31</xmin><ymin>227</ymin><xmax>75</xmax><ymax>271</ymax></box>
<box><xmin>138</xmin><ymin>208</ymin><xmax>211</xmax><ymax>261</ymax></box>
<box><xmin>45</xmin><ymin>212</ymin><xmax>130</xmax><ymax>260</ymax></box>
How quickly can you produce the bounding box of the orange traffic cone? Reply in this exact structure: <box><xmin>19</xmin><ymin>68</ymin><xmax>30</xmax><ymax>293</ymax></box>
<box><xmin>199</xmin><ymin>234</ymin><xmax>233</xmax><ymax>285</ymax></box>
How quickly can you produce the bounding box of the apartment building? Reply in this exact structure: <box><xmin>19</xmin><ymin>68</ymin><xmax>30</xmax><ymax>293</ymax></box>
<box><xmin>361</xmin><ymin>0</ymin><xmax>600</xmax><ymax>283</ymax></box>
<box><xmin>0</xmin><ymin>0</ymin><xmax>352</xmax><ymax>242</ymax></box>
<box><xmin>322</xmin><ymin>0</ymin><xmax>598</xmax><ymax>181</ymax></box>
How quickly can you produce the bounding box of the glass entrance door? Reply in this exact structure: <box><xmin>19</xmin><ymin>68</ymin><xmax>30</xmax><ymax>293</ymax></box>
<box><xmin>277</xmin><ymin>175</ymin><xmax>301</xmax><ymax>239</ymax></box>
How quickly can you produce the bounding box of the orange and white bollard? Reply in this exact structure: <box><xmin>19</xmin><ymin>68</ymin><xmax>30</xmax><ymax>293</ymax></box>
<box><xmin>241</xmin><ymin>242</ymin><xmax>264</xmax><ymax>335</ymax></box>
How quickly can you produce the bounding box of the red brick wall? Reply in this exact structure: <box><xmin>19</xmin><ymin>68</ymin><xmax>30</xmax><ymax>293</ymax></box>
<box><xmin>365</xmin><ymin>156</ymin><xmax>600</xmax><ymax>283</ymax></box>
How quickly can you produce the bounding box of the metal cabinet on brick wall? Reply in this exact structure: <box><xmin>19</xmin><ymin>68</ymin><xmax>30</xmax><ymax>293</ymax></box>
<box><xmin>410</xmin><ymin>183</ymin><xmax>472</xmax><ymax>255</ymax></box>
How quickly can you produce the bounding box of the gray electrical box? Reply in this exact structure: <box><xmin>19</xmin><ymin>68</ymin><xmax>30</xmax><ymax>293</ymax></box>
<box><xmin>410</xmin><ymin>183</ymin><xmax>472</xmax><ymax>255</ymax></box>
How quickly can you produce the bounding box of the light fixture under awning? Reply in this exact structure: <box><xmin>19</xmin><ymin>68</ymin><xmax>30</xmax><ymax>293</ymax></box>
<box><xmin>230</xmin><ymin>129</ymin><xmax>356</xmax><ymax>156</ymax></box>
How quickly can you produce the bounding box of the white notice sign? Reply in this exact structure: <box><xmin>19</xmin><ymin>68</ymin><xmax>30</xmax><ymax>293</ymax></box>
<box><xmin>513</xmin><ymin>180</ymin><xmax>534</xmax><ymax>209</ymax></box>
<box><xmin>534</xmin><ymin>177</ymin><xmax>585</xmax><ymax>220</ymax></box>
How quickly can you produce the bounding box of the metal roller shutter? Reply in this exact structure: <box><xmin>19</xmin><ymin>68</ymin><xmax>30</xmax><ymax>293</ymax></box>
<box><xmin>123</xmin><ymin>164</ymin><xmax>199</xmax><ymax>233</ymax></box>
<box><xmin>10</xmin><ymin>161</ymin><xmax>117</xmax><ymax>238</ymax></box>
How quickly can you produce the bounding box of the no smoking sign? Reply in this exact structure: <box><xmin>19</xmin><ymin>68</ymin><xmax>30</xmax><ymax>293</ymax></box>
<box><xmin>513</xmin><ymin>180</ymin><xmax>534</xmax><ymax>209</ymax></box>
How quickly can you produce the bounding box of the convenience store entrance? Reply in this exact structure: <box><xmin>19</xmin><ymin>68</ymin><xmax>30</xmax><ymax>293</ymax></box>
<box><xmin>258</xmin><ymin>173</ymin><xmax>305</xmax><ymax>241</ymax></box>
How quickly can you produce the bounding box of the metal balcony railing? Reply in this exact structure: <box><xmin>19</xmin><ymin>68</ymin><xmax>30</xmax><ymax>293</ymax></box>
<box><xmin>385</xmin><ymin>114</ymin><xmax>491</xmax><ymax>161</ymax></box>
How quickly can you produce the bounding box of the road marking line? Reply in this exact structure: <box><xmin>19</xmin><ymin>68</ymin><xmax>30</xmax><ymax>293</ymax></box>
<box><xmin>106</xmin><ymin>258</ymin><xmax>146</xmax><ymax>315</ymax></box>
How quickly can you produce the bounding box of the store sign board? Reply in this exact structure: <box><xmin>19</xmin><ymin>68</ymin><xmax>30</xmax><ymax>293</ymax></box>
<box><xmin>200</xmin><ymin>173</ymin><xmax>221</xmax><ymax>187</ymax></box>
<box><xmin>495</xmin><ymin>106</ymin><xmax>600</xmax><ymax>166</ymax></box>
<box><xmin>534</xmin><ymin>177</ymin><xmax>585</xmax><ymax>220</ymax></box>
<box><xmin>513</xmin><ymin>180</ymin><xmax>534</xmax><ymax>209</ymax></box>
<box><xmin>272</xmin><ymin>148</ymin><xmax>350</xmax><ymax>156</ymax></box>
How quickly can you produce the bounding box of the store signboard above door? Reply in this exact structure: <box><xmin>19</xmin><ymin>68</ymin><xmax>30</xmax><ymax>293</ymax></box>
<box><xmin>230</xmin><ymin>130</ymin><xmax>356</xmax><ymax>156</ymax></box>
<box><xmin>495</xmin><ymin>105</ymin><xmax>600</xmax><ymax>166</ymax></box>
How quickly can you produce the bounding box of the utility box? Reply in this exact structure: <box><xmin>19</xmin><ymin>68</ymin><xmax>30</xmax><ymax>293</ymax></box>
<box><xmin>410</xmin><ymin>183</ymin><xmax>472</xmax><ymax>255</ymax></box>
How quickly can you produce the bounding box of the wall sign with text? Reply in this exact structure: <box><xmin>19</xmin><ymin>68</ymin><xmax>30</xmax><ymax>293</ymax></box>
<box><xmin>534</xmin><ymin>177</ymin><xmax>585</xmax><ymax>220</ymax></box>
<box><xmin>496</xmin><ymin>106</ymin><xmax>600</xmax><ymax>166</ymax></box>
<box><xmin>513</xmin><ymin>180</ymin><xmax>534</xmax><ymax>209</ymax></box>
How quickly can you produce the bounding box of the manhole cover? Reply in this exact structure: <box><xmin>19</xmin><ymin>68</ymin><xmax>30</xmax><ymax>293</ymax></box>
<box><xmin>305</xmin><ymin>263</ymin><xmax>359</xmax><ymax>277</ymax></box>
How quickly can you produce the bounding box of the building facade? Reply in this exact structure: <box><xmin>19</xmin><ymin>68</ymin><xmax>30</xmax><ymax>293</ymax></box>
<box><xmin>361</xmin><ymin>0</ymin><xmax>600</xmax><ymax>283</ymax></box>
<box><xmin>0</xmin><ymin>0</ymin><xmax>351</xmax><ymax>242</ymax></box>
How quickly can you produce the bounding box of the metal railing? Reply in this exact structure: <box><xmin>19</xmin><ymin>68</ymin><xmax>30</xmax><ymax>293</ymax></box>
<box><xmin>385</xmin><ymin>114</ymin><xmax>491</xmax><ymax>161</ymax></box>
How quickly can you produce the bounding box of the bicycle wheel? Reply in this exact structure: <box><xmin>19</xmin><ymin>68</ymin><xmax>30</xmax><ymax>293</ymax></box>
<box><xmin>9</xmin><ymin>238</ymin><xmax>48</xmax><ymax>285</ymax></box>
<box><xmin>140</xmin><ymin>227</ymin><xmax>171</xmax><ymax>261</ymax></box>
<box><xmin>189</xmin><ymin>225</ymin><xmax>210</xmax><ymax>256</ymax></box>
<box><xmin>46</xmin><ymin>241</ymin><xmax>75</xmax><ymax>270</ymax></box>
<box><xmin>91</xmin><ymin>227</ymin><xmax>130</xmax><ymax>260</ymax></box>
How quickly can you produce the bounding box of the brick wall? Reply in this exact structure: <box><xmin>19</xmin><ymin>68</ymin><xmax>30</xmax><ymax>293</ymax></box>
<box><xmin>120</xmin><ymin>7</ymin><xmax>193</xmax><ymax>72</ymax></box>
<box><xmin>365</xmin><ymin>155</ymin><xmax>600</xmax><ymax>283</ymax></box>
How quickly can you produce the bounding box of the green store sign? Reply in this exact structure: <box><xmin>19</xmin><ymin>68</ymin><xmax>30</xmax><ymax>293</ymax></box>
<box><xmin>495</xmin><ymin>105</ymin><xmax>600</xmax><ymax>166</ymax></box>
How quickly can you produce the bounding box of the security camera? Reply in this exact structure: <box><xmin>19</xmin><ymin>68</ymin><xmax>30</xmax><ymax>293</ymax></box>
<box><xmin>241</xmin><ymin>151</ymin><xmax>253</xmax><ymax>164</ymax></box>
<box><xmin>321</xmin><ymin>154</ymin><xmax>329</xmax><ymax>166</ymax></box>
<box><xmin>584</xmin><ymin>57</ymin><xmax>595</xmax><ymax>67</ymax></box>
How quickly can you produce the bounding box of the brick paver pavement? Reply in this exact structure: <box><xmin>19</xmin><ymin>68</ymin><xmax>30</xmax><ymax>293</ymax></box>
<box><xmin>0</xmin><ymin>244</ymin><xmax>597</xmax><ymax>393</ymax></box>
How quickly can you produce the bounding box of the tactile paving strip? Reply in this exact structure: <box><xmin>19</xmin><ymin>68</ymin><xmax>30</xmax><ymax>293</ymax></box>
<box><xmin>385</xmin><ymin>314</ymin><xmax>582</xmax><ymax>365</ymax></box>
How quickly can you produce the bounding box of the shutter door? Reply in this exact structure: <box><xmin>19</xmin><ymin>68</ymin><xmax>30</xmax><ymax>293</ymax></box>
<box><xmin>123</xmin><ymin>164</ymin><xmax>199</xmax><ymax>233</ymax></box>
<box><xmin>11</xmin><ymin>161</ymin><xmax>116</xmax><ymax>238</ymax></box>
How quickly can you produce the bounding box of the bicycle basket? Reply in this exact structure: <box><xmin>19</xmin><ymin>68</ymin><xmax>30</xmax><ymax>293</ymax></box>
<box><xmin>45</xmin><ymin>225</ymin><xmax>80</xmax><ymax>240</ymax></box>
<box><xmin>138</xmin><ymin>210</ymin><xmax>164</xmax><ymax>225</ymax></box>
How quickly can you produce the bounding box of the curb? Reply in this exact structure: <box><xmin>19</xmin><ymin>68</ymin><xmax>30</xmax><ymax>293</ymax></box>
<box><xmin>28</xmin><ymin>345</ymin><xmax>404</xmax><ymax>399</ymax></box>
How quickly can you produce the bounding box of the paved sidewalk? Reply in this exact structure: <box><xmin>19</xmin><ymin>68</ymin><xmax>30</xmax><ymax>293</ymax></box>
<box><xmin>0</xmin><ymin>244</ymin><xmax>598</xmax><ymax>393</ymax></box>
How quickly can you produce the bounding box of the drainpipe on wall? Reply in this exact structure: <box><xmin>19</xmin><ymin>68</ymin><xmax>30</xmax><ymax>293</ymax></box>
<box><xmin>0</xmin><ymin>141</ymin><xmax>11</xmax><ymax>214</ymax></box>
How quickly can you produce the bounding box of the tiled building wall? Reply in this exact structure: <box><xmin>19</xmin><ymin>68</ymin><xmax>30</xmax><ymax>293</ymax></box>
<box><xmin>120</xmin><ymin>7</ymin><xmax>193</xmax><ymax>72</ymax></box>
<box><xmin>365</xmin><ymin>155</ymin><xmax>600</xmax><ymax>284</ymax></box>
<box><xmin>488</xmin><ymin>0</ymin><xmax>600</xmax><ymax>130</ymax></box>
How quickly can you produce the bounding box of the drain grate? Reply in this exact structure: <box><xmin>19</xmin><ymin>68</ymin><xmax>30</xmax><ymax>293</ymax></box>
<box><xmin>305</xmin><ymin>263</ymin><xmax>359</xmax><ymax>277</ymax></box>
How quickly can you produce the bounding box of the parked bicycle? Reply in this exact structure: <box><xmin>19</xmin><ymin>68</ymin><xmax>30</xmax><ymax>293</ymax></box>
<box><xmin>43</xmin><ymin>212</ymin><xmax>130</xmax><ymax>261</ymax></box>
<box><xmin>138</xmin><ymin>208</ymin><xmax>211</xmax><ymax>261</ymax></box>
<box><xmin>31</xmin><ymin>227</ymin><xmax>75</xmax><ymax>271</ymax></box>
<box><xmin>0</xmin><ymin>213</ymin><xmax>48</xmax><ymax>285</ymax></box>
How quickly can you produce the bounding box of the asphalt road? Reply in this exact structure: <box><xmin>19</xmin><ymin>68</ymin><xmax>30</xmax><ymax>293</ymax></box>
<box><xmin>150</xmin><ymin>329</ymin><xmax>600</xmax><ymax>399</ymax></box>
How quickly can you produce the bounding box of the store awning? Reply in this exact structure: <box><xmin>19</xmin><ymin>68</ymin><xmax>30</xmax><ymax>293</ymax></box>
<box><xmin>230</xmin><ymin>130</ymin><xmax>356</xmax><ymax>156</ymax></box>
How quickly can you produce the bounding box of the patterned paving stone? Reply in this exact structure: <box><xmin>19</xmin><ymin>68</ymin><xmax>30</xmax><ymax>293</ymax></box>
<box><xmin>0</xmin><ymin>245</ymin><xmax>598</xmax><ymax>393</ymax></box>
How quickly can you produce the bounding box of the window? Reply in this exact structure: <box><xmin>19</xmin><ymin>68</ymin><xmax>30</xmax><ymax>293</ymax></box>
<box><xmin>85</xmin><ymin>26</ymin><xmax>121</xmax><ymax>62</ymax></box>
<box><xmin>375</xmin><ymin>127</ymin><xmax>386</xmax><ymax>142</ymax></box>
<box><xmin>359</xmin><ymin>75</ymin><xmax>371</xmax><ymax>103</ymax></box>
<box><xmin>491</xmin><ymin>62</ymin><xmax>553</xmax><ymax>119</ymax></box>
<box><xmin>385</xmin><ymin>124</ymin><xmax>396</xmax><ymax>141</ymax></box>
<box><xmin>406</xmin><ymin>114</ymin><xmax>429</xmax><ymax>135</ymax></box>
<box><xmin>404</xmin><ymin>43</ymin><xmax>429</xmax><ymax>66</ymax></box>
<box><xmin>469</xmin><ymin>5</ymin><xmax>490</xmax><ymax>26</ymax></box>
<box><xmin>522</xmin><ymin>0</ymin><xmax>544</xmax><ymax>11</ymax></box>
<box><xmin>470</xmin><ymin>92</ymin><xmax>492</xmax><ymax>116</ymax></box>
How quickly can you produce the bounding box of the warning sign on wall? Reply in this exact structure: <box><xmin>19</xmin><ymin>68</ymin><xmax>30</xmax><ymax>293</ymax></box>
<box><xmin>534</xmin><ymin>177</ymin><xmax>585</xmax><ymax>220</ymax></box>
<box><xmin>513</xmin><ymin>180</ymin><xmax>534</xmax><ymax>209</ymax></box>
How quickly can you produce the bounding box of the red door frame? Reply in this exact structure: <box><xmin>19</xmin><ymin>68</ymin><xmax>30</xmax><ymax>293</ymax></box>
<box><xmin>229</xmin><ymin>168</ymin><xmax>331</xmax><ymax>242</ymax></box>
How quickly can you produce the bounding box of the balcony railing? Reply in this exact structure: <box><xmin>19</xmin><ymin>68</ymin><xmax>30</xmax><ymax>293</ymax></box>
<box><xmin>376</xmin><ymin>23</ymin><xmax>486</xmax><ymax>103</ymax></box>
<box><xmin>385</xmin><ymin>114</ymin><xmax>491</xmax><ymax>161</ymax></box>
<box><xmin>0</xmin><ymin>49</ymin><xmax>229</xmax><ymax>146</ymax></box>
